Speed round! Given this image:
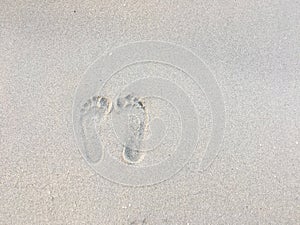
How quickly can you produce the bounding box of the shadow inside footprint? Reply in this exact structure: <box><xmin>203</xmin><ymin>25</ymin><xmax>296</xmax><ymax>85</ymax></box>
<box><xmin>123</xmin><ymin>145</ymin><xmax>143</xmax><ymax>164</ymax></box>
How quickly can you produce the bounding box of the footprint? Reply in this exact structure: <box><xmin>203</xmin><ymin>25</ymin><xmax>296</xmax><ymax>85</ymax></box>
<box><xmin>114</xmin><ymin>94</ymin><xmax>147</xmax><ymax>164</ymax></box>
<box><xmin>79</xmin><ymin>96</ymin><xmax>112</xmax><ymax>163</ymax></box>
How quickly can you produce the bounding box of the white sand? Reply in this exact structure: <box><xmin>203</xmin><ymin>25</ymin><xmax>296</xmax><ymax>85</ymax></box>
<box><xmin>1</xmin><ymin>0</ymin><xmax>299</xmax><ymax>224</ymax></box>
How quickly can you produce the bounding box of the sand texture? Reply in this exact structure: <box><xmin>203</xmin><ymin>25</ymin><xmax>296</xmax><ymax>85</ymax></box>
<box><xmin>1</xmin><ymin>0</ymin><xmax>299</xmax><ymax>224</ymax></box>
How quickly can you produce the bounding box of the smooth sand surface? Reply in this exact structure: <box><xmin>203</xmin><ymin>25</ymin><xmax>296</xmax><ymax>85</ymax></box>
<box><xmin>1</xmin><ymin>0</ymin><xmax>299</xmax><ymax>224</ymax></box>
